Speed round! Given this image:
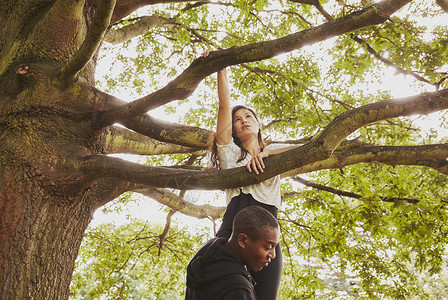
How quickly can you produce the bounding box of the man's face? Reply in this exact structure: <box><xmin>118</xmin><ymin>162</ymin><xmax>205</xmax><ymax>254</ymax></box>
<box><xmin>240</xmin><ymin>226</ymin><xmax>280</xmax><ymax>272</ymax></box>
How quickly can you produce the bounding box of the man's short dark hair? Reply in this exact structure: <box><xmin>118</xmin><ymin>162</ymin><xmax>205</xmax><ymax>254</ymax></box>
<box><xmin>232</xmin><ymin>206</ymin><xmax>279</xmax><ymax>241</ymax></box>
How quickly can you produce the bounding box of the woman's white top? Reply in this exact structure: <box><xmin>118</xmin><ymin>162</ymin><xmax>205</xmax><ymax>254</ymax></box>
<box><xmin>216</xmin><ymin>140</ymin><xmax>288</xmax><ymax>209</ymax></box>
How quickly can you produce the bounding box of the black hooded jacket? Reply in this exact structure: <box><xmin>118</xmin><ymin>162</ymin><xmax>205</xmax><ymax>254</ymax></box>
<box><xmin>185</xmin><ymin>237</ymin><xmax>257</xmax><ymax>300</ymax></box>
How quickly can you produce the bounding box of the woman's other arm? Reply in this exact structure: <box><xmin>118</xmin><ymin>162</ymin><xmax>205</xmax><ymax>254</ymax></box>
<box><xmin>247</xmin><ymin>145</ymin><xmax>301</xmax><ymax>175</ymax></box>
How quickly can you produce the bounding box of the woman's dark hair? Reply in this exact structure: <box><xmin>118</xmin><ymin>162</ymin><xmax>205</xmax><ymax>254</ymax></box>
<box><xmin>210</xmin><ymin>105</ymin><xmax>265</xmax><ymax>169</ymax></box>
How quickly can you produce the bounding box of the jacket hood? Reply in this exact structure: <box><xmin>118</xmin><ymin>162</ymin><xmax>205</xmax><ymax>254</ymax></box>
<box><xmin>186</xmin><ymin>237</ymin><xmax>252</xmax><ymax>290</ymax></box>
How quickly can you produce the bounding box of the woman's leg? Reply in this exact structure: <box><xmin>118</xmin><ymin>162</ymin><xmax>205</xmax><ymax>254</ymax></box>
<box><xmin>251</xmin><ymin>243</ymin><xmax>282</xmax><ymax>300</ymax></box>
<box><xmin>248</xmin><ymin>200</ymin><xmax>281</xmax><ymax>300</ymax></box>
<box><xmin>216</xmin><ymin>193</ymin><xmax>252</xmax><ymax>239</ymax></box>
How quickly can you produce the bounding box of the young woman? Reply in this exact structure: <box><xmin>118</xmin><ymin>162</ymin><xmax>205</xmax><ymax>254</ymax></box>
<box><xmin>203</xmin><ymin>50</ymin><xmax>300</xmax><ymax>300</ymax></box>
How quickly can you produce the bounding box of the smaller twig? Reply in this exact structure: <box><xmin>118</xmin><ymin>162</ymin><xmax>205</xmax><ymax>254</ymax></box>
<box><xmin>293</xmin><ymin>176</ymin><xmax>421</xmax><ymax>204</ymax></box>
<box><xmin>158</xmin><ymin>210</ymin><xmax>176</xmax><ymax>256</ymax></box>
<box><xmin>126</xmin><ymin>221</ymin><xmax>149</xmax><ymax>243</ymax></box>
<box><xmin>350</xmin><ymin>34</ymin><xmax>436</xmax><ymax>87</ymax></box>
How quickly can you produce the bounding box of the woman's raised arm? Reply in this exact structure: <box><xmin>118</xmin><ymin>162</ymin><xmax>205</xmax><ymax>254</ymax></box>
<box><xmin>201</xmin><ymin>49</ymin><xmax>233</xmax><ymax>146</ymax></box>
<box><xmin>215</xmin><ymin>68</ymin><xmax>232</xmax><ymax>145</ymax></box>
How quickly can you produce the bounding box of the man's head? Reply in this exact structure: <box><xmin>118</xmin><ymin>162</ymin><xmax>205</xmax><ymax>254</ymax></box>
<box><xmin>229</xmin><ymin>206</ymin><xmax>280</xmax><ymax>272</ymax></box>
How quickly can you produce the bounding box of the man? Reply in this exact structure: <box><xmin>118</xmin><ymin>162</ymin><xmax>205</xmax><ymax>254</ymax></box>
<box><xmin>185</xmin><ymin>206</ymin><xmax>280</xmax><ymax>300</ymax></box>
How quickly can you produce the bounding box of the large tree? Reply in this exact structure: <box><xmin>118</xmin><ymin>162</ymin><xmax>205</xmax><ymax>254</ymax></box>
<box><xmin>1</xmin><ymin>0</ymin><xmax>447</xmax><ymax>298</ymax></box>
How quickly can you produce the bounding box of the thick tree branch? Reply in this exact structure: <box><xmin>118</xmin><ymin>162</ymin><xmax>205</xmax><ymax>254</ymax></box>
<box><xmin>104</xmin><ymin>126</ymin><xmax>203</xmax><ymax>155</ymax></box>
<box><xmin>80</xmin><ymin>154</ymin><xmax>249</xmax><ymax>190</ymax></box>
<box><xmin>288</xmin><ymin>0</ymin><xmax>321</xmax><ymax>6</ymax></box>
<box><xmin>93</xmin><ymin>90</ymin><xmax>213</xmax><ymax>147</ymax></box>
<box><xmin>414</xmin><ymin>159</ymin><xmax>448</xmax><ymax>175</ymax></box>
<box><xmin>93</xmin><ymin>0</ymin><xmax>412</xmax><ymax>128</ymax></box>
<box><xmin>283</xmin><ymin>142</ymin><xmax>448</xmax><ymax>178</ymax></box>
<box><xmin>121</xmin><ymin>114</ymin><xmax>213</xmax><ymax>148</ymax></box>
<box><xmin>112</xmin><ymin>0</ymin><xmax>151</xmax><ymax>23</ymax></box>
<box><xmin>133</xmin><ymin>187</ymin><xmax>224</xmax><ymax>219</ymax></box>
<box><xmin>105</xmin><ymin>15</ymin><xmax>177</xmax><ymax>44</ymax></box>
<box><xmin>58</xmin><ymin>0</ymin><xmax>116</xmax><ymax>83</ymax></box>
<box><xmin>86</xmin><ymin>177</ymin><xmax>224</xmax><ymax>218</ymax></box>
<box><xmin>81</xmin><ymin>89</ymin><xmax>448</xmax><ymax>190</ymax></box>
<box><xmin>89</xmin><ymin>178</ymin><xmax>224</xmax><ymax>219</ymax></box>
<box><xmin>314</xmin><ymin>89</ymin><xmax>448</xmax><ymax>154</ymax></box>
<box><xmin>88</xmin><ymin>86</ymin><xmax>213</xmax><ymax>149</ymax></box>
<box><xmin>88</xmin><ymin>144</ymin><xmax>448</xmax><ymax>221</ymax></box>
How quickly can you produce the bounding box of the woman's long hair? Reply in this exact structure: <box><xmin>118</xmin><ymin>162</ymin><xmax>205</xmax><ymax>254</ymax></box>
<box><xmin>210</xmin><ymin>105</ymin><xmax>265</xmax><ymax>169</ymax></box>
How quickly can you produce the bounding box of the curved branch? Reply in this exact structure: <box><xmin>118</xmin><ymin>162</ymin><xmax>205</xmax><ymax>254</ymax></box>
<box><xmin>80</xmin><ymin>154</ymin><xmax>254</xmax><ymax>190</ymax></box>
<box><xmin>93</xmin><ymin>0</ymin><xmax>412</xmax><ymax>128</ymax></box>
<box><xmin>58</xmin><ymin>0</ymin><xmax>117</xmax><ymax>82</ymax></box>
<box><xmin>315</xmin><ymin>89</ymin><xmax>448</xmax><ymax>154</ymax></box>
<box><xmin>105</xmin><ymin>126</ymin><xmax>203</xmax><ymax>155</ymax></box>
<box><xmin>105</xmin><ymin>15</ymin><xmax>177</xmax><ymax>44</ymax></box>
<box><xmin>133</xmin><ymin>187</ymin><xmax>224</xmax><ymax>219</ymax></box>
<box><xmin>87</xmin><ymin>177</ymin><xmax>225</xmax><ymax>219</ymax></box>
<box><xmin>158</xmin><ymin>209</ymin><xmax>175</xmax><ymax>255</ymax></box>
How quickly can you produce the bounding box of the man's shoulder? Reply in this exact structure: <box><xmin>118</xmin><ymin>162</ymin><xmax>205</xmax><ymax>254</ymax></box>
<box><xmin>186</xmin><ymin>241</ymin><xmax>256</xmax><ymax>300</ymax></box>
<box><xmin>187</xmin><ymin>272</ymin><xmax>255</xmax><ymax>300</ymax></box>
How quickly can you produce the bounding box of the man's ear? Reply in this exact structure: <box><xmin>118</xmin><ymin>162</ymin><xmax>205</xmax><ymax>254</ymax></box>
<box><xmin>237</xmin><ymin>233</ymin><xmax>249</xmax><ymax>249</ymax></box>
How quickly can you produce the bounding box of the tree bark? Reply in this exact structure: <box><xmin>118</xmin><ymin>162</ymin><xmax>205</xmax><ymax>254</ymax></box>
<box><xmin>0</xmin><ymin>164</ymin><xmax>96</xmax><ymax>299</ymax></box>
<box><xmin>104</xmin><ymin>126</ymin><xmax>204</xmax><ymax>155</ymax></box>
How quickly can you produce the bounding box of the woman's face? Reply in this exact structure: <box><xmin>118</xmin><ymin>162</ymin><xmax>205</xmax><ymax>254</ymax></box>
<box><xmin>233</xmin><ymin>108</ymin><xmax>260</xmax><ymax>141</ymax></box>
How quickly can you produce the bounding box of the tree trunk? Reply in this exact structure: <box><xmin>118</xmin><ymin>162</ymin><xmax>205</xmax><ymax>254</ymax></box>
<box><xmin>0</xmin><ymin>2</ymin><xmax>104</xmax><ymax>292</ymax></box>
<box><xmin>0</xmin><ymin>1</ymin><xmax>151</xmax><ymax>297</ymax></box>
<box><xmin>0</xmin><ymin>76</ymin><xmax>103</xmax><ymax>298</ymax></box>
<box><xmin>0</xmin><ymin>172</ymin><xmax>94</xmax><ymax>299</ymax></box>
